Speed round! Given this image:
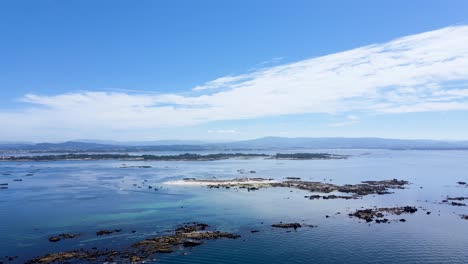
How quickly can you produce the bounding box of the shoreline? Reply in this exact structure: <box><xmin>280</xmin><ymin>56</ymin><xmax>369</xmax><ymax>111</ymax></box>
<box><xmin>164</xmin><ymin>178</ymin><xmax>278</xmax><ymax>186</ymax></box>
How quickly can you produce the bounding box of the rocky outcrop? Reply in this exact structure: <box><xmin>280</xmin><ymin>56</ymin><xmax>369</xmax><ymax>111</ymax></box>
<box><xmin>349</xmin><ymin>206</ymin><xmax>418</xmax><ymax>223</ymax></box>
<box><xmin>26</xmin><ymin>250</ymin><xmax>120</xmax><ymax>264</ymax></box>
<box><xmin>27</xmin><ymin>223</ymin><xmax>240</xmax><ymax>264</ymax></box>
<box><xmin>203</xmin><ymin>178</ymin><xmax>409</xmax><ymax>199</ymax></box>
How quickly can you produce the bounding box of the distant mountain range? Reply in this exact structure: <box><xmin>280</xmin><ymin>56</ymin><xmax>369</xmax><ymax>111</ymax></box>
<box><xmin>1</xmin><ymin>137</ymin><xmax>468</xmax><ymax>152</ymax></box>
<box><xmin>216</xmin><ymin>137</ymin><xmax>468</xmax><ymax>150</ymax></box>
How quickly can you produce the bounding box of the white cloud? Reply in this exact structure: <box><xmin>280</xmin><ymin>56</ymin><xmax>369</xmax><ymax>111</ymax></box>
<box><xmin>208</xmin><ymin>129</ymin><xmax>237</xmax><ymax>134</ymax></box>
<box><xmin>2</xmin><ymin>25</ymin><xmax>468</xmax><ymax>139</ymax></box>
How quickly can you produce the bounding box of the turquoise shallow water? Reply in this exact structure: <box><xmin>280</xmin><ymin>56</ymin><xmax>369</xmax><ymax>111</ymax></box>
<box><xmin>0</xmin><ymin>150</ymin><xmax>467</xmax><ymax>263</ymax></box>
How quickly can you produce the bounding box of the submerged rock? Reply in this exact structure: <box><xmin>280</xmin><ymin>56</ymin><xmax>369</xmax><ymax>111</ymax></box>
<box><xmin>96</xmin><ymin>229</ymin><xmax>122</xmax><ymax>236</ymax></box>
<box><xmin>120</xmin><ymin>165</ymin><xmax>152</xmax><ymax>169</ymax></box>
<box><xmin>271</xmin><ymin>223</ymin><xmax>302</xmax><ymax>229</ymax></box>
<box><xmin>286</xmin><ymin>177</ymin><xmax>301</xmax><ymax>180</ymax></box>
<box><xmin>48</xmin><ymin>233</ymin><xmax>81</xmax><ymax>242</ymax></box>
<box><xmin>447</xmin><ymin>197</ymin><xmax>467</xmax><ymax>201</ymax></box>
<box><xmin>175</xmin><ymin>223</ymin><xmax>208</xmax><ymax>233</ymax></box>
<box><xmin>183</xmin><ymin>240</ymin><xmax>203</xmax><ymax>247</ymax></box>
<box><xmin>441</xmin><ymin>197</ymin><xmax>468</xmax><ymax>206</ymax></box>
<box><xmin>305</xmin><ymin>195</ymin><xmax>321</xmax><ymax>200</ymax></box>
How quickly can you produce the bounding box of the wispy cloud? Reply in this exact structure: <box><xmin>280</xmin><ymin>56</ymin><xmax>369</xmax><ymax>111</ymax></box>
<box><xmin>208</xmin><ymin>129</ymin><xmax>237</xmax><ymax>134</ymax></box>
<box><xmin>2</xmin><ymin>25</ymin><xmax>468</xmax><ymax>139</ymax></box>
<box><xmin>329</xmin><ymin>115</ymin><xmax>360</xmax><ymax>127</ymax></box>
<box><xmin>192</xmin><ymin>75</ymin><xmax>252</xmax><ymax>91</ymax></box>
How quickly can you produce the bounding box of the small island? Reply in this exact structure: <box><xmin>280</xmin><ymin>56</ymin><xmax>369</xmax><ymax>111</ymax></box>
<box><xmin>0</xmin><ymin>152</ymin><xmax>348</xmax><ymax>162</ymax></box>
<box><xmin>164</xmin><ymin>177</ymin><xmax>409</xmax><ymax>198</ymax></box>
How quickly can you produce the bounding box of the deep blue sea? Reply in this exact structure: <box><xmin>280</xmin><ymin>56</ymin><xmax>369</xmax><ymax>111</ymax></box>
<box><xmin>1</xmin><ymin>149</ymin><xmax>467</xmax><ymax>263</ymax></box>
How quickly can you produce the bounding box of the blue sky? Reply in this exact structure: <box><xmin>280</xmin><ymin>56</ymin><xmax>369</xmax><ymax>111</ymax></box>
<box><xmin>1</xmin><ymin>0</ymin><xmax>468</xmax><ymax>142</ymax></box>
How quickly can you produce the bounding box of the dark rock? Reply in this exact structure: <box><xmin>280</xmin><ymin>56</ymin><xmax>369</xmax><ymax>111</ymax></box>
<box><xmin>446</xmin><ymin>197</ymin><xmax>467</xmax><ymax>201</ymax></box>
<box><xmin>96</xmin><ymin>229</ymin><xmax>122</xmax><ymax>236</ymax></box>
<box><xmin>350</xmin><ymin>206</ymin><xmax>417</xmax><ymax>223</ymax></box>
<box><xmin>176</xmin><ymin>223</ymin><xmax>208</xmax><ymax>234</ymax></box>
<box><xmin>271</xmin><ymin>223</ymin><xmax>301</xmax><ymax>230</ymax></box>
<box><xmin>402</xmin><ymin>206</ymin><xmax>418</xmax><ymax>213</ymax></box>
<box><xmin>48</xmin><ymin>233</ymin><xmax>81</xmax><ymax>243</ymax></box>
<box><xmin>183</xmin><ymin>240</ymin><xmax>203</xmax><ymax>247</ymax></box>
<box><xmin>48</xmin><ymin>236</ymin><xmax>61</xmax><ymax>242</ymax></box>
<box><xmin>457</xmin><ymin>181</ymin><xmax>466</xmax><ymax>185</ymax></box>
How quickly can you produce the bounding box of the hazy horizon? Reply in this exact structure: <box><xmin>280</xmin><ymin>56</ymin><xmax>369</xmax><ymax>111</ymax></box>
<box><xmin>3</xmin><ymin>136</ymin><xmax>468</xmax><ymax>147</ymax></box>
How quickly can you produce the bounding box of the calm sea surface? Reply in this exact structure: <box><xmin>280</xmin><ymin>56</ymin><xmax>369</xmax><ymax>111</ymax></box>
<box><xmin>1</xmin><ymin>149</ymin><xmax>467</xmax><ymax>263</ymax></box>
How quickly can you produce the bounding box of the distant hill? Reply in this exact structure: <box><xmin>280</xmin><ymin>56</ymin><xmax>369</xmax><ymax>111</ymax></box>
<box><xmin>1</xmin><ymin>137</ymin><xmax>468</xmax><ymax>153</ymax></box>
<box><xmin>74</xmin><ymin>139</ymin><xmax>211</xmax><ymax>146</ymax></box>
<box><xmin>215</xmin><ymin>137</ymin><xmax>468</xmax><ymax>150</ymax></box>
<box><xmin>0</xmin><ymin>141</ymin><xmax>209</xmax><ymax>152</ymax></box>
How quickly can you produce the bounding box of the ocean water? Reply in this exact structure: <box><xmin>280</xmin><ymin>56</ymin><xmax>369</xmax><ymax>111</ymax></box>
<box><xmin>0</xmin><ymin>149</ymin><xmax>467</xmax><ymax>263</ymax></box>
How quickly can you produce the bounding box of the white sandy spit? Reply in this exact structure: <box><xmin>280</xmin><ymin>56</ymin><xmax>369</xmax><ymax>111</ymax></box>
<box><xmin>163</xmin><ymin>178</ymin><xmax>278</xmax><ymax>186</ymax></box>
